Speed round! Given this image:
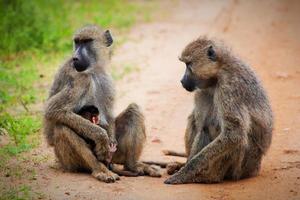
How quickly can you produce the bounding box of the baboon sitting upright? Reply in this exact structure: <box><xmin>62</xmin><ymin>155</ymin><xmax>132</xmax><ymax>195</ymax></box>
<box><xmin>43</xmin><ymin>25</ymin><xmax>160</xmax><ymax>183</ymax></box>
<box><xmin>164</xmin><ymin>37</ymin><xmax>273</xmax><ymax>184</ymax></box>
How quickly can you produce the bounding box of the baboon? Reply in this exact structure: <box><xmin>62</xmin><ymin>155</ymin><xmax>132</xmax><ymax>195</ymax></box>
<box><xmin>77</xmin><ymin>105</ymin><xmax>116</xmax><ymax>164</ymax></box>
<box><xmin>43</xmin><ymin>25</ymin><xmax>160</xmax><ymax>183</ymax></box>
<box><xmin>78</xmin><ymin>104</ymin><xmax>155</xmax><ymax>177</ymax></box>
<box><xmin>164</xmin><ymin>37</ymin><xmax>273</xmax><ymax>184</ymax></box>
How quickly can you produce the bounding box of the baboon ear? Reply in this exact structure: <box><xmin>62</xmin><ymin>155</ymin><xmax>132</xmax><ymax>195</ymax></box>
<box><xmin>104</xmin><ymin>30</ymin><xmax>113</xmax><ymax>47</ymax></box>
<box><xmin>207</xmin><ymin>46</ymin><xmax>217</xmax><ymax>62</ymax></box>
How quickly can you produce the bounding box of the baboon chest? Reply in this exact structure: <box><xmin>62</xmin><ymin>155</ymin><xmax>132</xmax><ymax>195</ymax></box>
<box><xmin>202</xmin><ymin>102</ymin><xmax>220</xmax><ymax>141</ymax></box>
<box><xmin>78</xmin><ymin>74</ymin><xmax>114</xmax><ymax>128</ymax></box>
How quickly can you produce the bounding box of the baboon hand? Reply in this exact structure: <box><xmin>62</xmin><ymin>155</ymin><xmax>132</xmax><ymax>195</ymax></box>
<box><xmin>106</xmin><ymin>142</ymin><xmax>117</xmax><ymax>163</ymax></box>
<box><xmin>94</xmin><ymin>135</ymin><xmax>110</xmax><ymax>162</ymax></box>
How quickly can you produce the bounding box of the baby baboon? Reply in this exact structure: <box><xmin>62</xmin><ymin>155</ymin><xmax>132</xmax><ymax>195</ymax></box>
<box><xmin>44</xmin><ymin>25</ymin><xmax>160</xmax><ymax>183</ymax></box>
<box><xmin>77</xmin><ymin>105</ymin><xmax>116</xmax><ymax>164</ymax></box>
<box><xmin>78</xmin><ymin>105</ymin><xmax>101</xmax><ymax>125</ymax></box>
<box><xmin>78</xmin><ymin>105</ymin><xmax>145</xmax><ymax>177</ymax></box>
<box><xmin>164</xmin><ymin>37</ymin><xmax>273</xmax><ymax>184</ymax></box>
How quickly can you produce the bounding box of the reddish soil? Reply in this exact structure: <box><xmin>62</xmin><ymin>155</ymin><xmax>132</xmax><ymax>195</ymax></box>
<box><xmin>13</xmin><ymin>0</ymin><xmax>300</xmax><ymax>199</ymax></box>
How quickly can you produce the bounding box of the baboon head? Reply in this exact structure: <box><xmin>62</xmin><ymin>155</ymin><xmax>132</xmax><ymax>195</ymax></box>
<box><xmin>72</xmin><ymin>25</ymin><xmax>113</xmax><ymax>72</ymax></box>
<box><xmin>78</xmin><ymin>105</ymin><xmax>100</xmax><ymax>125</ymax></box>
<box><xmin>179</xmin><ymin>37</ymin><xmax>220</xmax><ymax>92</ymax></box>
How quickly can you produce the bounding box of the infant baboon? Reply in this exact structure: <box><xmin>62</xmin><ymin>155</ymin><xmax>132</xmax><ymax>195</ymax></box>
<box><xmin>164</xmin><ymin>37</ymin><xmax>273</xmax><ymax>184</ymax></box>
<box><xmin>78</xmin><ymin>104</ymin><xmax>159</xmax><ymax>177</ymax></box>
<box><xmin>44</xmin><ymin>25</ymin><xmax>160</xmax><ymax>183</ymax></box>
<box><xmin>77</xmin><ymin>105</ymin><xmax>116</xmax><ymax>164</ymax></box>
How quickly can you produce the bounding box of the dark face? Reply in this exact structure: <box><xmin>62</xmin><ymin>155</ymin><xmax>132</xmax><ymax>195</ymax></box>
<box><xmin>181</xmin><ymin>67</ymin><xmax>217</xmax><ymax>92</ymax></box>
<box><xmin>181</xmin><ymin>62</ymin><xmax>196</xmax><ymax>92</ymax></box>
<box><xmin>72</xmin><ymin>39</ymin><xmax>96</xmax><ymax>72</ymax></box>
<box><xmin>78</xmin><ymin>106</ymin><xmax>99</xmax><ymax>120</ymax></box>
<box><xmin>180</xmin><ymin>46</ymin><xmax>218</xmax><ymax>92</ymax></box>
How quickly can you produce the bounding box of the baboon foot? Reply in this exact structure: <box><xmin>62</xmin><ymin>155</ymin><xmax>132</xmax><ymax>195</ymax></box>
<box><xmin>166</xmin><ymin>162</ymin><xmax>184</xmax><ymax>175</ymax></box>
<box><xmin>127</xmin><ymin>163</ymin><xmax>162</xmax><ymax>177</ymax></box>
<box><xmin>164</xmin><ymin>173</ymin><xmax>186</xmax><ymax>184</ymax></box>
<box><xmin>141</xmin><ymin>164</ymin><xmax>162</xmax><ymax>177</ymax></box>
<box><xmin>92</xmin><ymin>170</ymin><xmax>120</xmax><ymax>183</ymax></box>
<box><xmin>164</xmin><ymin>168</ymin><xmax>192</xmax><ymax>184</ymax></box>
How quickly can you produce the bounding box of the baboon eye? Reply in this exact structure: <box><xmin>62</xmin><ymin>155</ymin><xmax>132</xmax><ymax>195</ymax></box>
<box><xmin>82</xmin><ymin>39</ymin><xmax>93</xmax><ymax>43</ymax></box>
<box><xmin>74</xmin><ymin>39</ymin><xmax>93</xmax><ymax>44</ymax></box>
<box><xmin>74</xmin><ymin>39</ymin><xmax>80</xmax><ymax>44</ymax></box>
<box><xmin>207</xmin><ymin>46</ymin><xmax>217</xmax><ymax>62</ymax></box>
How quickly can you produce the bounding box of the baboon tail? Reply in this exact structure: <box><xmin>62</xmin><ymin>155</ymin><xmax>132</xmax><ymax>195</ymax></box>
<box><xmin>142</xmin><ymin>161</ymin><xmax>168</xmax><ymax>168</ymax></box>
<box><xmin>162</xmin><ymin>150</ymin><xmax>187</xmax><ymax>157</ymax></box>
<box><xmin>109</xmin><ymin>164</ymin><xmax>139</xmax><ymax>177</ymax></box>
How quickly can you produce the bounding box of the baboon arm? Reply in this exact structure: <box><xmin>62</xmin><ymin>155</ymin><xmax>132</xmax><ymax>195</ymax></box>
<box><xmin>165</xmin><ymin>132</ymin><xmax>245</xmax><ymax>184</ymax></box>
<box><xmin>45</xmin><ymin>89</ymin><xmax>108</xmax><ymax>142</ymax></box>
<box><xmin>107</xmin><ymin>115</ymin><xmax>116</xmax><ymax>143</ymax></box>
<box><xmin>48</xmin><ymin>65</ymin><xmax>71</xmax><ymax>97</ymax></box>
<box><xmin>165</xmin><ymin>110</ymin><xmax>248</xmax><ymax>184</ymax></box>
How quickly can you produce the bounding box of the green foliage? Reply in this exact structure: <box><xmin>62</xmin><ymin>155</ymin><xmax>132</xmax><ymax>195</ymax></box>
<box><xmin>0</xmin><ymin>0</ymin><xmax>154</xmax><ymax>169</ymax></box>
<box><xmin>0</xmin><ymin>113</ymin><xmax>41</xmax><ymax>155</ymax></box>
<box><xmin>0</xmin><ymin>185</ymin><xmax>44</xmax><ymax>200</ymax></box>
<box><xmin>0</xmin><ymin>53</ymin><xmax>39</xmax><ymax>112</ymax></box>
<box><xmin>0</xmin><ymin>0</ymin><xmax>150</xmax><ymax>55</ymax></box>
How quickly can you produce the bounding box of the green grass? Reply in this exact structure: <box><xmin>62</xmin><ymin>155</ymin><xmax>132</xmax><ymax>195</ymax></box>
<box><xmin>0</xmin><ymin>185</ymin><xmax>44</xmax><ymax>200</ymax></box>
<box><xmin>0</xmin><ymin>0</ymin><xmax>154</xmax><ymax>156</ymax></box>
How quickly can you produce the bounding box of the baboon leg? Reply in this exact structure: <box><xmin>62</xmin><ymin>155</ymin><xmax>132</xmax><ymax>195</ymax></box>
<box><xmin>240</xmin><ymin>143</ymin><xmax>263</xmax><ymax>178</ymax></box>
<box><xmin>188</xmin><ymin>129</ymin><xmax>211</xmax><ymax>161</ymax></box>
<box><xmin>184</xmin><ymin>112</ymin><xmax>199</xmax><ymax>157</ymax></box>
<box><xmin>166</xmin><ymin>129</ymin><xmax>211</xmax><ymax>175</ymax></box>
<box><xmin>53</xmin><ymin>125</ymin><xmax>119</xmax><ymax>183</ymax></box>
<box><xmin>164</xmin><ymin>134</ymin><xmax>246</xmax><ymax>184</ymax></box>
<box><xmin>112</xmin><ymin>103</ymin><xmax>161</xmax><ymax>177</ymax></box>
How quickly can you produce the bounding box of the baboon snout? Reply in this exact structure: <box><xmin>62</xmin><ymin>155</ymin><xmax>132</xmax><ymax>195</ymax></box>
<box><xmin>72</xmin><ymin>47</ymin><xmax>90</xmax><ymax>72</ymax></box>
<box><xmin>73</xmin><ymin>56</ymin><xmax>90</xmax><ymax>71</ymax></box>
<box><xmin>181</xmin><ymin>76</ymin><xmax>195</xmax><ymax>92</ymax></box>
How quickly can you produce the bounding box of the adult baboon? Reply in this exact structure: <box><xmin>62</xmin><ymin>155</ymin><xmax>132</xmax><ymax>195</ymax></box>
<box><xmin>44</xmin><ymin>25</ymin><xmax>160</xmax><ymax>183</ymax></box>
<box><xmin>164</xmin><ymin>37</ymin><xmax>273</xmax><ymax>184</ymax></box>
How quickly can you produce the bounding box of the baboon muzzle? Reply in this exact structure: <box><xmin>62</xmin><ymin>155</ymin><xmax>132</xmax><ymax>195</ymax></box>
<box><xmin>181</xmin><ymin>77</ymin><xmax>195</xmax><ymax>92</ymax></box>
<box><xmin>73</xmin><ymin>46</ymin><xmax>90</xmax><ymax>72</ymax></box>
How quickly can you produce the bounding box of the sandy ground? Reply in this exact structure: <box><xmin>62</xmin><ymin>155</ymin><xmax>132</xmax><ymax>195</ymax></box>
<box><xmin>8</xmin><ymin>0</ymin><xmax>300</xmax><ymax>199</ymax></box>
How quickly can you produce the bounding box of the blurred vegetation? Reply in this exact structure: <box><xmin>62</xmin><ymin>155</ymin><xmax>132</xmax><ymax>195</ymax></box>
<box><xmin>0</xmin><ymin>0</ymin><xmax>155</xmax><ymax>198</ymax></box>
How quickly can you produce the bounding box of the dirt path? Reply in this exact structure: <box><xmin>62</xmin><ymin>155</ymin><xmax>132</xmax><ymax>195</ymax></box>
<box><xmin>31</xmin><ymin>0</ymin><xmax>300</xmax><ymax>199</ymax></box>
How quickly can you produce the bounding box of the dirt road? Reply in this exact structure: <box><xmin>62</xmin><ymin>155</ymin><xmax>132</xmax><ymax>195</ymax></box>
<box><xmin>32</xmin><ymin>0</ymin><xmax>300</xmax><ymax>199</ymax></box>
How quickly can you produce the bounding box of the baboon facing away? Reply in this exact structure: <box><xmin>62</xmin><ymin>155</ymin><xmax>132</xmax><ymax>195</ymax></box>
<box><xmin>164</xmin><ymin>37</ymin><xmax>273</xmax><ymax>184</ymax></box>
<box><xmin>43</xmin><ymin>25</ymin><xmax>160</xmax><ymax>183</ymax></box>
